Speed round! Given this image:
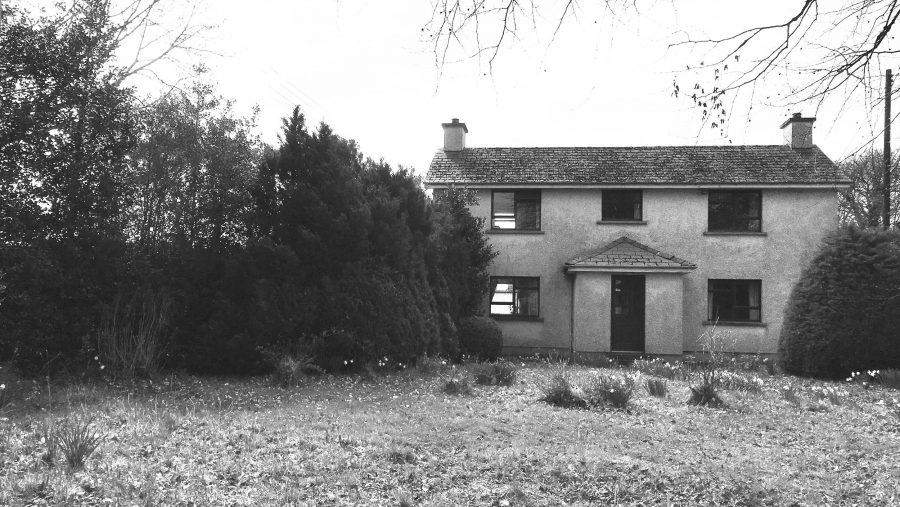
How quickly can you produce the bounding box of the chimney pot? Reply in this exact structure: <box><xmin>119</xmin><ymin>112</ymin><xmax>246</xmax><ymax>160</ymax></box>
<box><xmin>780</xmin><ymin>113</ymin><xmax>815</xmax><ymax>149</ymax></box>
<box><xmin>442</xmin><ymin>118</ymin><xmax>468</xmax><ymax>151</ymax></box>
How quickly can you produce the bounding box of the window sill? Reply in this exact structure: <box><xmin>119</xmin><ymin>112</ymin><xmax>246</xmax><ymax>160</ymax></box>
<box><xmin>703</xmin><ymin>320</ymin><xmax>767</xmax><ymax>327</ymax></box>
<box><xmin>490</xmin><ymin>315</ymin><xmax>544</xmax><ymax>322</ymax></box>
<box><xmin>596</xmin><ymin>220</ymin><xmax>647</xmax><ymax>225</ymax></box>
<box><xmin>487</xmin><ymin>229</ymin><xmax>545</xmax><ymax>235</ymax></box>
<box><xmin>703</xmin><ymin>231</ymin><xmax>767</xmax><ymax>236</ymax></box>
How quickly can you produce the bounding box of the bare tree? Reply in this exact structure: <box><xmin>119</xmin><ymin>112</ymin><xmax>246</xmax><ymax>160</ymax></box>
<box><xmin>105</xmin><ymin>0</ymin><xmax>213</xmax><ymax>85</ymax></box>
<box><xmin>426</xmin><ymin>1</ymin><xmax>900</xmax><ymax>136</ymax></box>
<box><xmin>839</xmin><ymin>149</ymin><xmax>900</xmax><ymax>228</ymax></box>
<box><xmin>2</xmin><ymin>0</ymin><xmax>212</xmax><ymax>86</ymax></box>
<box><xmin>424</xmin><ymin>1</ymin><xmax>635</xmax><ymax>74</ymax></box>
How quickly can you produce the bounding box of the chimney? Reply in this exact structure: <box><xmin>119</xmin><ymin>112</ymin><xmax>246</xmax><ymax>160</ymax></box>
<box><xmin>441</xmin><ymin>118</ymin><xmax>468</xmax><ymax>151</ymax></box>
<box><xmin>780</xmin><ymin>112</ymin><xmax>816</xmax><ymax>149</ymax></box>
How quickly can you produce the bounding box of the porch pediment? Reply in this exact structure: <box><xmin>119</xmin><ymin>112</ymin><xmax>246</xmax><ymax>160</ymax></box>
<box><xmin>565</xmin><ymin>236</ymin><xmax>697</xmax><ymax>273</ymax></box>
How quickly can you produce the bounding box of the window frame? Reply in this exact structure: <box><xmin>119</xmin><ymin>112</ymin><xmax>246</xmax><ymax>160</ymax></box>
<box><xmin>707</xmin><ymin>279</ymin><xmax>762</xmax><ymax>323</ymax></box>
<box><xmin>490</xmin><ymin>190</ymin><xmax>541</xmax><ymax>231</ymax></box>
<box><xmin>601</xmin><ymin>189</ymin><xmax>643</xmax><ymax>222</ymax></box>
<box><xmin>489</xmin><ymin>276</ymin><xmax>541</xmax><ymax>319</ymax></box>
<box><xmin>707</xmin><ymin>190</ymin><xmax>763</xmax><ymax>233</ymax></box>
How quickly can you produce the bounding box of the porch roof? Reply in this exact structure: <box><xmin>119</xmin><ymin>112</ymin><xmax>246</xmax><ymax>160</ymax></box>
<box><xmin>565</xmin><ymin>236</ymin><xmax>697</xmax><ymax>273</ymax></box>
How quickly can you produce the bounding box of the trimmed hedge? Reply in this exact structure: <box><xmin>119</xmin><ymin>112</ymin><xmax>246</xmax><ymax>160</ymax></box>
<box><xmin>458</xmin><ymin>316</ymin><xmax>503</xmax><ymax>361</ymax></box>
<box><xmin>778</xmin><ymin>227</ymin><xmax>900</xmax><ymax>378</ymax></box>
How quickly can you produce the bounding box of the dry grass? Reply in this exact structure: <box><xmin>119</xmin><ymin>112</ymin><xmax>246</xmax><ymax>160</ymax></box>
<box><xmin>0</xmin><ymin>364</ymin><xmax>899</xmax><ymax>505</ymax></box>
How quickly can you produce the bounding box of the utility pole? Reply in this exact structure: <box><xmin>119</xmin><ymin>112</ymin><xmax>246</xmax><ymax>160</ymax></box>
<box><xmin>884</xmin><ymin>69</ymin><xmax>892</xmax><ymax>230</ymax></box>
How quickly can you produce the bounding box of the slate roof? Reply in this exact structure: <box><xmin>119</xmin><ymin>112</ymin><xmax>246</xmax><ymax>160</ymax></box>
<box><xmin>565</xmin><ymin>236</ymin><xmax>697</xmax><ymax>271</ymax></box>
<box><xmin>425</xmin><ymin>145</ymin><xmax>847</xmax><ymax>186</ymax></box>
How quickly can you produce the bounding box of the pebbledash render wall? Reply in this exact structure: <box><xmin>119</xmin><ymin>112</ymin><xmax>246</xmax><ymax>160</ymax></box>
<box><xmin>468</xmin><ymin>186</ymin><xmax>839</xmax><ymax>355</ymax></box>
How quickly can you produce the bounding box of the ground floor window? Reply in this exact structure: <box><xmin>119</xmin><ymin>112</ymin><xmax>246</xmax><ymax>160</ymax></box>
<box><xmin>708</xmin><ymin>279</ymin><xmax>761</xmax><ymax>322</ymax></box>
<box><xmin>490</xmin><ymin>277</ymin><xmax>539</xmax><ymax>317</ymax></box>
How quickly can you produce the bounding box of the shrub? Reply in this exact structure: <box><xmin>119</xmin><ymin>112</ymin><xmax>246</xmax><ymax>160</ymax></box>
<box><xmin>442</xmin><ymin>376</ymin><xmax>473</xmax><ymax>395</ymax></box>
<box><xmin>779</xmin><ymin>227</ymin><xmax>900</xmax><ymax>378</ymax></box>
<box><xmin>52</xmin><ymin>418</ymin><xmax>106</xmax><ymax>471</ymax></box>
<box><xmin>584</xmin><ymin>373</ymin><xmax>637</xmax><ymax>409</ymax></box>
<box><xmin>471</xmin><ymin>360</ymin><xmax>517</xmax><ymax>386</ymax></box>
<box><xmin>457</xmin><ymin>316</ymin><xmax>503</xmax><ymax>361</ymax></box>
<box><xmin>645</xmin><ymin>378</ymin><xmax>668</xmax><ymax>398</ymax></box>
<box><xmin>539</xmin><ymin>363</ymin><xmax>586</xmax><ymax>409</ymax></box>
<box><xmin>688</xmin><ymin>369</ymin><xmax>724</xmax><ymax>407</ymax></box>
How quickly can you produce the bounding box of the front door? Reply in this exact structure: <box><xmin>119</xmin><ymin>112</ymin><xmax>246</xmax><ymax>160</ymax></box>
<box><xmin>611</xmin><ymin>275</ymin><xmax>645</xmax><ymax>352</ymax></box>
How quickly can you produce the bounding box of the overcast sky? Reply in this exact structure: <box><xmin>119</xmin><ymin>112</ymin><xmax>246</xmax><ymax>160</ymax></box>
<box><xmin>123</xmin><ymin>1</ymin><xmax>890</xmax><ymax>175</ymax></box>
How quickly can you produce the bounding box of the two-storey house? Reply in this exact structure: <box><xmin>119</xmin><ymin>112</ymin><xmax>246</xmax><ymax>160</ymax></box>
<box><xmin>425</xmin><ymin>115</ymin><xmax>849</xmax><ymax>357</ymax></box>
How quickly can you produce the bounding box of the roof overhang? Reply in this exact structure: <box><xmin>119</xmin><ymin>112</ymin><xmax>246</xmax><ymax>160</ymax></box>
<box><xmin>425</xmin><ymin>182</ymin><xmax>851</xmax><ymax>189</ymax></box>
<box><xmin>564</xmin><ymin>266</ymin><xmax>696</xmax><ymax>274</ymax></box>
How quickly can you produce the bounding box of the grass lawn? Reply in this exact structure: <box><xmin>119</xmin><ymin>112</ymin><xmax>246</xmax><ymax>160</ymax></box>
<box><xmin>1</xmin><ymin>362</ymin><xmax>899</xmax><ymax>506</ymax></box>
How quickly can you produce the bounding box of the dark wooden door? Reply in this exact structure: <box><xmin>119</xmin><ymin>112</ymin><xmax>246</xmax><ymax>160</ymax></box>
<box><xmin>611</xmin><ymin>275</ymin><xmax>645</xmax><ymax>352</ymax></box>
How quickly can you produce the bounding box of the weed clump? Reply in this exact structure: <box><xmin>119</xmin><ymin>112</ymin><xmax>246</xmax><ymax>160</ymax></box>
<box><xmin>415</xmin><ymin>355</ymin><xmax>448</xmax><ymax>376</ymax></box>
<box><xmin>387</xmin><ymin>446</ymin><xmax>417</xmax><ymax>464</ymax></box>
<box><xmin>584</xmin><ymin>373</ymin><xmax>637</xmax><ymax>409</ymax></box>
<box><xmin>471</xmin><ymin>360</ymin><xmax>518</xmax><ymax>386</ymax></box>
<box><xmin>645</xmin><ymin>378</ymin><xmax>668</xmax><ymax>398</ymax></box>
<box><xmin>718</xmin><ymin>371</ymin><xmax>764</xmax><ymax>393</ymax></box>
<box><xmin>688</xmin><ymin>369</ymin><xmax>725</xmax><ymax>408</ymax></box>
<box><xmin>538</xmin><ymin>363</ymin><xmax>586</xmax><ymax>409</ymax></box>
<box><xmin>780</xmin><ymin>382</ymin><xmax>803</xmax><ymax>406</ymax></box>
<box><xmin>632</xmin><ymin>358</ymin><xmax>685</xmax><ymax>380</ymax></box>
<box><xmin>47</xmin><ymin>418</ymin><xmax>106</xmax><ymax>471</ymax></box>
<box><xmin>811</xmin><ymin>386</ymin><xmax>843</xmax><ymax>406</ymax></box>
<box><xmin>442</xmin><ymin>376</ymin><xmax>473</xmax><ymax>396</ymax></box>
<box><xmin>877</xmin><ymin>369</ymin><xmax>900</xmax><ymax>389</ymax></box>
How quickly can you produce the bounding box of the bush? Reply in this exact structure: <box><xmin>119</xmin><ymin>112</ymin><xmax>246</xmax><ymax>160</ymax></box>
<box><xmin>539</xmin><ymin>363</ymin><xmax>586</xmax><ymax>409</ymax></box>
<box><xmin>471</xmin><ymin>360</ymin><xmax>517</xmax><ymax>386</ymax></box>
<box><xmin>779</xmin><ymin>227</ymin><xmax>900</xmax><ymax>378</ymax></box>
<box><xmin>457</xmin><ymin>316</ymin><xmax>503</xmax><ymax>361</ymax></box>
<box><xmin>584</xmin><ymin>373</ymin><xmax>637</xmax><ymax>409</ymax></box>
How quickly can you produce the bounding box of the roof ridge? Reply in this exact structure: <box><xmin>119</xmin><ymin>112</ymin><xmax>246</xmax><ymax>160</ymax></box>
<box><xmin>427</xmin><ymin>144</ymin><xmax>846</xmax><ymax>186</ymax></box>
<box><xmin>440</xmin><ymin>144</ymin><xmax>813</xmax><ymax>151</ymax></box>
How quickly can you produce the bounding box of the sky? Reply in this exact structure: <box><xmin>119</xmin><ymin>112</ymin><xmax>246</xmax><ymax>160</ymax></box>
<box><xmin>118</xmin><ymin>1</ymin><xmax>897</xmax><ymax>175</ymax></box>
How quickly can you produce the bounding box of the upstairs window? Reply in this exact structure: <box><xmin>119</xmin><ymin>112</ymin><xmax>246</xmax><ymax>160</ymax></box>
<box><xmin>492</xmin><ymin>190</ymin><xmax>541</xmax><ymax>230</ymax></box>
<box><xmin>708</xmin><ymin>279</ymin><xmax>761</xmax><ymax>322</ymax></box>
<box><xmin>490</xmin><ymin>277</ymin><xmax>540</xmax><ymax>317</ymax></box>
<box><xmin>708</xmin><ymin>190</ymin><xmax>762</xmax><ymax>232</ymax></box>
<box><xmin>602</xmin><ymin>190</ymin><xmax>643</xmax><ymax>221</ymax></box>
